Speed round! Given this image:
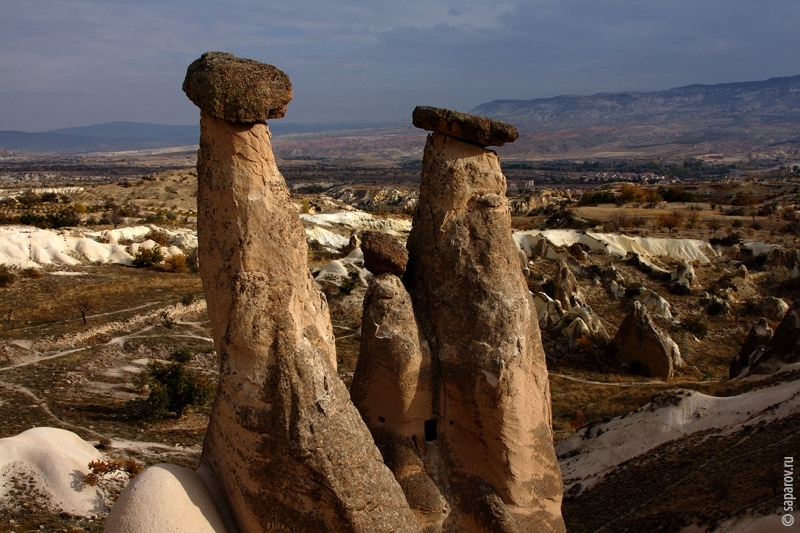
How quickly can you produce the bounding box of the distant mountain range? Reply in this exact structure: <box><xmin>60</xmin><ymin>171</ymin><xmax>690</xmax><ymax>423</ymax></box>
<box><xmin>473</xmin><ymin>75</ymin><xmax>800</xmax><ymax>129</ymax></box>
<box><xmin>3</xmin><ymin>74</ymin><xmax>800</xmax><ymax>159</ymax></box>
<box><xmin>472</xmin><ymin>74</ymin><xmax>800</xmax><ymax>159</ymax></box>
<box><xmin>0</xmin><ymin>121</ymin><xmax>394</xmax><ymax>155</ymax></box>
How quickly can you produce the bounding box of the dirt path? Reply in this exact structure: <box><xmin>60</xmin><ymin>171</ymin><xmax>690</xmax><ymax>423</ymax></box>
<box><xmin>550</xmin><ymin>372</ymin><xmax>722</xmax><ymax>388</ymax></box>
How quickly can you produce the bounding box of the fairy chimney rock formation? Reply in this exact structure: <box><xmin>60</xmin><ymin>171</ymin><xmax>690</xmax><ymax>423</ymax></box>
<box><xmin>354</xmin><ymin>107</ymin><xmax>565</xmax><ymax>531</ymax></box>
<box><xmin>730</xmin><ymin>318</ymin><xmax>773</xmax><ymax>378</ymax></box>
<box><xmin>362</xmin><ymin>231</ymin><xmax>408</xmax><ymax>276</ymax></box>
<box><xmin>182</xmin><ymin>51</ymin><xmax>292</xmax><ymax>122</ymax></box>
<box><xmin>179</xmin><ymin>52</ymin><xmax>417</xmax><ymax>532</ymax></box>
<box><xmin>553</xmin><ymin>259</ymin><xmax>584</xmax><ymax>309</ymax></box>
<box><xmin>412</xmin><ymin>105</ymin><xmax>519</xmax><ymax>147</ymax></box>
<box><xmin>350</xmin><ymin>272</ymin><xmax>447</xmax><ymax>530</ymax></box>
<box><xmin>613</xmin><ymin>301</ymin><xmax>683</xmax><ymax>379</ymax></box>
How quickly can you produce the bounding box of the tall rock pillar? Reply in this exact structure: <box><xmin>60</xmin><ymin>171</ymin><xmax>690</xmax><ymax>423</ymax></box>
<box><xmin>183</xmin><ymin>52</ymin><xmax>416</xmax><ymax>533</ymax></box>
<box><xmin>405</xmin><ymin>107</ymin><xmax>565</xmax><ymax>531</ymax></box>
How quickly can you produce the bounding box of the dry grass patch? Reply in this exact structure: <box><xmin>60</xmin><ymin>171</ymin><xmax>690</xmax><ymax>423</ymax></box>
<box><xmin>0</xmin><ymin>265</ymin><xmax>202</xmax><ymax>341</ymax></box>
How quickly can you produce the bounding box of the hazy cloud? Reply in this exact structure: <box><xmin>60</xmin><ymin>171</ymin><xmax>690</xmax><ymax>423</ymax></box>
<box><xmin>1</xmin><ymin>0</ymin><xmax>798</xmax><ymax>130</ymax></box>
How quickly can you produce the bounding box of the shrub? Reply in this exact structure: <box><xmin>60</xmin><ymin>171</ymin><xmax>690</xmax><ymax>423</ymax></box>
<box><xmin>49</xmin><ymin>207</ymin><xmax>81</xmax><ymax>228</ymax></box>
<box><xmin>707</xmin><ymin>300</ymin><xmax>730</xmax><ymax>316</ymax></box>
<box><xmin>84</xmin><ymin>458</ymin><xmax>143</xmax><ymax>487</ymax></box>
<box><xmin>159</xmin><ymin>310</ymin><xmax>175</xmax><ymax>329</ymax></box>
<box><xmin>145</xmin><ymin>229</ymin><xmax>171</xmax><ymax>246</ymax></box>
<box><xmin>132</xmin><ymin>245</ymin><xmax>164</xmax><ymax>267</ymax></box>
<box><xmin>163</xmin><ymin>253</ymin><xmax>188</xmax><ymax>273</ymax></box>
<box><xmin>143</xmin><ymin>211</ymin><xmax>166</xmax><ymax>224</ymax></box>
<box><xmin>17</xmin><ymin>190</ymin><xmax>41</xmax><ymax>207</ymax></box>
<box><xmin>145</xmin><ymin>360</ymin><xmax>214</xmax><ymax>419</ymax></box>
<box><xmin>0</xmin><ymin>265</ymin><xmax>16</xmax><ymax>288</ymax></box>
<box><xmin>19</xmin><ymin>212</ymin><xmax>50</xmax><ymax>228</ymax></box>
<box><xmin>709</xmin><ymin>233</ymin><xmax>742</xmax><ymax>247</ymax></box>
<box><xmin>20</xmin><ymin>267</ymin><xmax>42</xmax><ymax>279</ymax></box>
<box><xmin>173</xmin><ymin>347</ymin><xmax>194</xmax><ymax>363</ymax></box>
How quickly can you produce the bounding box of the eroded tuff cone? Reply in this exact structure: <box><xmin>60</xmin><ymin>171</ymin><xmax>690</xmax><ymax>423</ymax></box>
<box><xmin>412</xmin><ymin>106</ymin><xmax>518</xmax><ymax>147</ymax></box>
<box><xmin>553</xmin><ymin>259</ymin><xmax>584</xmax><ymax>310</ymax></box>
<box><xmin>351</xmin><ymin>274</ymin><xmax>447</xmax><ymax>531</ymax></box>
<box><xmin>191</xmin><ymin>60</ymin><xmax>416</xmax><ymax>530</ymax></box>
<box><xmin>183</xmin><ymin>51</ymin><xmax>292</xmax><ymax>123</ymax></box>
<box><xmin>362</xmin><ymin>231</ymin><xmax>408</xmax><ymax>276</ymax></box>
<box><xmin>612</xmin><ymin>301</ymin><xmax>682</xmax><ymax>379</ymax></box>
<box><xmin>404</xmin><ymin>131</ymin><xmax>565</xmax><ymax>532</ymax></box>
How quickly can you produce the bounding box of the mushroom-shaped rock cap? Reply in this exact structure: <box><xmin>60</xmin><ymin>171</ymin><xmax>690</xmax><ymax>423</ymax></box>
<box><xmin>412</xmin><ymin>105</ymin><xmax>518</xmax><ymax>147</ymax></box>
<box><xmin>183</xmin><ymin>51</ymin><xmax>292</xmax><ymax>123</ymax></box>
<box><xmin>362</xmin><ymin>231</ymin><xmax>408</xmax><ymax>277</ymax></box>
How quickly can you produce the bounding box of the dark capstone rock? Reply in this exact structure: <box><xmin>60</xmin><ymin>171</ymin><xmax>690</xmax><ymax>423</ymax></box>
<box><xmin>183</xmin><ymin>51</ymin><xmax>292</xmax><ymax>123</ymax></box>
<box><xmin>362</xmin><ymin>231</ymin><xmax>408</xmax><ymax>276</ymax></box>
<box><xmin>412</xmin><ymin>106</ymin><xmax>518</xmax><ymax>147</ymax></box>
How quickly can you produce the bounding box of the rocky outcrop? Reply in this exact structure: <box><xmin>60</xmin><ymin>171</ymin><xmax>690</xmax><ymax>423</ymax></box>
<box><xmin>670</xmin><ymin>259</ymin><xmax>698</xmax><ymax>294</ymax></box>
<box><xmin>183</xmin><ymin>52</ymin><xmax>292</xmax><ymax>123</ymax></box>
<box><xmin>352</xmin><ymin>108</ymin><xmax>564</xmax><ymax>531</ymax></box>
<box><xmin>729</xmin><ymin>318</ymin><xmax>773</xmax><ymax>378</ymax></box>
<box><xmin>552</xmin><ymin>259</ymin><xmax>584</xmax><ymax>309</ymax></box>
<box><xmin>749</xmin><ymin>301</ymin><xmax>800</xmax><ymax>374</ymax></box>
<box><xmin>508</xmin><ymin>189</ymin><xmax>575</xmax><ymax>216</ymax></box>
<box><xmin>412</xmin><ymin>105</ymin><xmax>519</xmax><ymax>147</ymax></box>
<box><xmin>533</xmin><ymin>292</ymin><xmax>566</xmax><ymax>330</ymax></box>
<box><xmin>561</xmin><ymin>305</ymin><xmax>610</xmax><ymax>349</ymax></box>
<box><xmin>362</xmin><ymin>231</ymin><xmax>408</xmax><ymax>276</ymax></box>
<box><xmin>627</xmin><ymin>252</ymin><xmax>671</xmax><ymax>280</ymax></box>
<box><xmin>766</xmin><ymin>247</ymin><xmax>800</xmax><ymax>276</ymax></box>
<box><xmin>761</xmin><ymin>296</ymin><xmax>790</xmax><ymax>322</ymax></box>
<box><xmin>613</xmin><ymin>301</ymin><xmax>683</xmax><ymax>379</ymax></box>
<box><xmin>105</xmin><ymin>464</ymin><xmax>231</xmax><ymax>532</ymax></box>
<box><xmin>163</xmin><ymin>53</ymin><xmax>417</xmax><ymax>533</ymax></box>
<box><xmin>627</xmin><ymin>287</ymin><xmax>673</xmax><ymax>319</ymax></box>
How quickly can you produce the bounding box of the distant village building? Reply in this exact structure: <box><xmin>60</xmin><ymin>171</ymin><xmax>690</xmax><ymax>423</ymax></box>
<box><xmin>508</xmin><ymin>179</ymin><xmax>535</xmax><ymax>191</ymax></box>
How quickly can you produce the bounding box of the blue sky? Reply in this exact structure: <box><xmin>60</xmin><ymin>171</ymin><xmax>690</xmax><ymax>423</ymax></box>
<box><xmin>1</xmin><ymin>0</ymin><xmax>799</xmax><ymax>131</ymax></box>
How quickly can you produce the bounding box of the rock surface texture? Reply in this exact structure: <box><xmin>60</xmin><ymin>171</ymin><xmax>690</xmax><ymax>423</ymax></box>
<box><xmin>613</xmin><ymin>301</ymin><xmax>683</xmax><ymax>379</ymax></box>
<box><xmin>355</xmin><ymin>112</ymin><xmax>565</xmax><ymax>532</ymax></box>
<box><xmin>361</xmin><ymin>231</ymin><xmax>408</xmax><ymax>276</ymax></box>
<box><xmin>183</xmin><ymin>52</ymin><xmax>293</xmax><ymax>123</ymax></box>
<box><xmin>412</xmin><ymin>106</ymin><xmax>519</xmax><ymax>147</ymax></box>
<box><xmin>184</xmin><ymin>53</ymin><xmax>415</xmax><ymax>532</ymax></box>
<box><xmin>749</xmin><ymin>300</ymin><xmax>800</xmax><ymax>374</ymax></box>
<box><xmin>730</xmin><ymin>318</ymin><xmax>773</xmax><ymax>378</ymax></box>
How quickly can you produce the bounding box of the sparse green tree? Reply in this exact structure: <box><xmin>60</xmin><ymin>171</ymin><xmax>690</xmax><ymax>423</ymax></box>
<box><xmin>145</xmin><ymin>360</ymin><xmax>214</xmax><ymax>419</ymax></box>
<box><xmin>132</xmin><ymin>245</ymin><xmax>164</xmax><ymax>267</ymax></box>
